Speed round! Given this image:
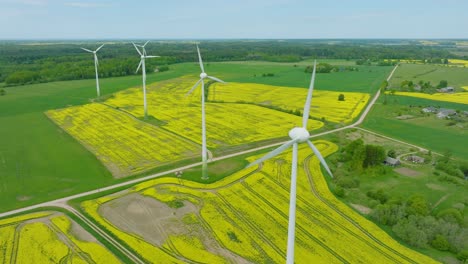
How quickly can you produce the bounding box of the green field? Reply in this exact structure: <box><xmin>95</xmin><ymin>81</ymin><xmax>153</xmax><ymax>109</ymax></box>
<box><xmin>0</xmin><ymin>61</ymin><xmax>390</xmax><ymax>213</ymax></box>
<box><xmin>385</xmin><ymin>94</ymin><xmax>468</xmax><ymax>111</ymax></box>
<box><xmin>362</xmin><ymin>97</ymin><xmax>468</xmax><ymax>159</ymax></box>
<box><xmin>389</xmin><ymin>63</ymin><xmax>468</xmax><ymax>90</ymax></box>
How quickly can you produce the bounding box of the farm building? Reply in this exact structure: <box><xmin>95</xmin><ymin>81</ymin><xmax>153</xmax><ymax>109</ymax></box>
<box><xmin>422</xmin><ymin>106</ymin><xmax>437</xmax><ymax>113</ymax></box>
<box><xmin>407</xmin><ymin>155</ymin><xmax>425</xmax><ymax>163</ymax></box>
<box><xmin>437</xmin><ymin>108</ymin><xmax>457</xmax><ymax>118</ymax></box>
<box><xmin>384</xmin><ymin>157</ymin><xmax>401</xmax><ymax>167</ymax></box>
<box><xmin>437</xmin><ymin>87</ymin><xmax>455</xmax><ymax>93</ymax></box>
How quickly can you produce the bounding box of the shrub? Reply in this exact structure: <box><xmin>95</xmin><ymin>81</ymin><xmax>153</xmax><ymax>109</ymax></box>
<box><xmin>431</xmin><ymin>235</ymin><xmax>450</xmax><ymax>251</ymax></box>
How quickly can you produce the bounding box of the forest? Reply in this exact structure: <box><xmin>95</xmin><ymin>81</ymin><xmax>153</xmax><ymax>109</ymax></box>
<box><xmin>0</xmin><ymin>39</ymin><xmax>464</xmax><ymax>86</ymax></box>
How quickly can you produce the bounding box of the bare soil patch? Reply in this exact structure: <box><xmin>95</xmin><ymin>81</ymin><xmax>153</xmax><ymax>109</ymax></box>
<box><xmin>394</xmin><ymin>167</ymin><xmax>422</xmax><ymax>178</ymax></box>
<box><xmin>350</xmin><ymin>204</ymin><xmax>372</xmax><ymax>215</ymax></box>
<box><xmin>100</xmin><ymin>192</ymin><xmax>249</xmax><ymax>263</ymax></box>
<box><xmin>426</xmin><ymin>183</ymin><xmax>447</xmax><ymax>191</ymax></box>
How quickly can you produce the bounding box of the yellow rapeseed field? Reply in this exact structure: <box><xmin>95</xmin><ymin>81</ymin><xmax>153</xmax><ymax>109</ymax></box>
<box><xmin>449</xmin><ymin>59</ymin><xmax>468</xmax><ymax>67</ymax></box>
<box><xmin>81</xmin><ymin>140</ymin><xmax>437</xmax><ymax>263</ymax></box>
<box><xmin>209</xmin><ymin>82</ymin><xmax>370</xmax><ymax>123</ymax></box>
<box><xmin>104</xmin><ymin>77</ymin><xmax>323</xmax><ymax>147</ymax></box>
<box><xmin>47</xmin><ymin>103</ymin><xmax>201</xmax><ymax>177</ymax></box>
<box><xmin>387</xmin><ymin>91</ymin><xmax>468</xmax><ymax>104</ymax></box>
<box><xmin>0</xmin><ymin>212</ymin><xmax>121</xmax><ymax>263</ymax></box>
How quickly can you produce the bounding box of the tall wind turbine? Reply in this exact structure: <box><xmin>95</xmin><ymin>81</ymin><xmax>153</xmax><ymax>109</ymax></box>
<box><xmin>247</xmin><ymin>61</ymin><xmax>333</xmax><ymax>264</ymax></box>
<box><xmin>81</xmin><ymin>44</ymin><xmax>105</xmax><ymax>97</ymax></box>
<box><xmin>186</xmin><ymin>45</ymin><xmax>226</xmax><ymax>180</ymax></box>
<box><xmin>133</xmin><ymin>42</ymin><xmax>159</xmax><ymax>118</ymax></box>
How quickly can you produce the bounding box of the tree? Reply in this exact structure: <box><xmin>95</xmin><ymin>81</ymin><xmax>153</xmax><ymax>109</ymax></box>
<box><xmin>0</xmin><ymin>89</ymin><xmax>5</xmax><ymax>96</ymax></box>
<box><xmin>338</xmin><ymin>94</ymin><xmax>345</xmax><ymax>101</ymax></box>
<box><xmin>437</xmin><ymin>80</ymin><xmax>448</xmax><ymax>89</ymax></box>
<box><xmin>431</xmin><ymin>235</ymin><xmax>450</xmax><ymax>251</ymax></box>
<box><xmin>363</xmin><ymin>145</ymin><xmax>386</xmax><ymax>167</ymax></box>
<box><xmin>406</xmin><ymin>195</ymin><xmax>429</xmax><ymax>216</ymax></box>
<box><xmin>387</xmin><ymin>149</ymin><xmax>397</xmax><ymax>158</ymax></box>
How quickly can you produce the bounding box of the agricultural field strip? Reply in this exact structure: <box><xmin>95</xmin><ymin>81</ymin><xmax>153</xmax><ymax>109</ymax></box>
<box><xmin>0</xmin><ymin>65</ymin><xmax>398</xmax><ymax>220</ymax></box>
<box><xmin>0</xmin><ymin>211</ymin><xmax>120</xmax><ymax>264</ymax></box>
<box><xmin>386</xmin><ymin>91</ymin><xmax>468</xmax><ymax>105</ymax></box>
<box><xmin>210</xmin><ymin>82</ymin><xmax>370</xmax><ymax>123</ymax></box>
<box><xmin>47</xmin><ymin>103</ymin><xmax>201</xmax><ymax>178</ymax></box>
<box><xmin>104</xmin><ymin>77</ymin><xmax>323</xmax><ymax>148</ymax></box>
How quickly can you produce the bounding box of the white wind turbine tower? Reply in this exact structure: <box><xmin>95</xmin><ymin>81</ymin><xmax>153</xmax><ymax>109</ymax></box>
<box><xmin>133</xmin><ymin>41</ymin><xmax>159</xmax><ymax>118</ymax></box>
<box><xmin>81</xmin><ymin>44</ymin><xmax>105</xmax><ymax>97</ymax></box>
<box><xmin>247</xmin><ymin>61</ymin><xmax>333</xmax><ymax>264</ymax></box>
<box><xmin>186</xmin><ymin>45</ymin><xmax>226</xmax><ymax>180</ymax></box>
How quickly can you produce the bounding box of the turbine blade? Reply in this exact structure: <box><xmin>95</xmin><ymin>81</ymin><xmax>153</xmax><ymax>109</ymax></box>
<box><xmin>143</xmin><ymin>40</ymin><xmax>149</xmax><ymax>47</ymax></box>
<box><xmin>144</xmin><ymin>55</ymin><xmax>160</xmax><ymax>58</ymax></box>
<box><xmin>95</xmin><ymin>44</ymin><xmax>105</xmax><ymax>52</ymax></box>
<box><xmin>186</xmin><ymin>79</ymin><xmax>202</xmax><ymax>96</ymax></box>
<box><xmin>132</xmin><ymin>42</ymin><xmax>142</xmax><ymax>56</ymax></box>
<box><xmin>302</xmin><ymin>60</ymin><xmax>317</xmax><ymax>128</ymax></box>
<box><xmin>95</xmin><ymin>54</ymin><xmax>99</xmax><ymax>66</ymax></box>
<box><xmin>196</xmin><ymin>45</ymin><xmax>205</xmax><ymax>73</ymax></box>
<box><xmin>81</xmin><ymin>47</ymin><xmax>93</xmax><ymax>53</ymax></box>
<box><xmin>247</xmin><ymin>140</ymin><xmax>297</xmax><ymax>168</ymax></box>
<box><xmin>136</xmin><ymin>60</ymin><xmax>143</xmax><ymax>73</ymax></box>
<box><xmin>207</xmin><ymin>76</ymin><xmax>226</xmax><ymax>83</ymax></box>
<box><xmin>306</xmin><ymin>140</ymin><xmax>333</xmax><ymax>178</ymax></box>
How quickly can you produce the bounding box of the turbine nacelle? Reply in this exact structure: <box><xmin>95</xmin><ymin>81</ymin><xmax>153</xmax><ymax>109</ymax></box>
<box><xmin>200</xmin><ymin>72</ymin><xmax>207</xmax><ymax>79</ymax></box>
<box><xmin>288</xmin><ymin>127</ymin><xmax>310</xmax><ymax>142</ymax></box>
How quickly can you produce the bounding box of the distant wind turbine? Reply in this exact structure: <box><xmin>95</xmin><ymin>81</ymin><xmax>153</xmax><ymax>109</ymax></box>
<box><xmin>186</xmin><ymin>45</ymin><xmax>226</xmax><ymax>180</ymax></box>
<box><xmin>81</xmin><ymin>44</ymin><xmax>105</xmax><ymax>97</ymax></box>
<box><xmin>247</xmin><ymin>61</ymin><xmax>333</xmax><ymax>264</ymax></box>
<box><xmin>133</xmin><ymin>41</ymin><xmax>159</xmax><ymax>118</ymax></box>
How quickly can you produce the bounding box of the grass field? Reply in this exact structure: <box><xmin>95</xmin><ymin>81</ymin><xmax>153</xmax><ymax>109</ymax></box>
<box><xmin>79</xmin><ymin>140</ymin><xmax>437</xmax><ymax>263</ymax></box>
<box><xmin>362</xmin><ymin>97</ymin><xmax>468</xmax><ymax>159</ymax></box>
<box><xmin>389</xmin><ymin>63</ymin><xmax>468</xmax><ymax>90</ymax></box>
<box><xmin>384</xmin><ymin>94</ymin><xmax>468</xmax><ymax>111</ymax></box>
<box><xmin>210</xmin><ymin>81</ymin><xmax>370</xmax><ymax>123</ymax></box>
<box><xmin>0</xmin><ymin>60</ymin><xmax>388</xmax><ymax>213</ymax></box>
<box><xmin>0</xmin><ymin>211</ymin><xmax>120</xmax><ymax>263</ymax></box>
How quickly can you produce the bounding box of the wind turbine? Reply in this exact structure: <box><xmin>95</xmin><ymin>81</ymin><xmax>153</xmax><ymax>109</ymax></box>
<box><xmin>81</xmin><ymin>44</ymin><xmax>105</xmax><ymax>97</ymax></box>
<box><xmin>247</xmin><ymin>61</ymin><xmax>333</xmax><ymax>264</ymax></box>
<box><xmin>186</xmin><ymin>45</ymin><xmax>226</xmax><ymax>180</ymax></box>
<box><xmin>133</xmin><ymin>41</ymin><xmax>159</xmax><ymax>118</ymax></box>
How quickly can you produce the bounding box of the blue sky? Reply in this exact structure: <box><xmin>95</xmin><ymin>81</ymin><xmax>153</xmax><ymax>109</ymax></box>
<box><xmin>1</xmin><ymin>0</ymin><xmax>467</xmax><ymax>39</ymax></box>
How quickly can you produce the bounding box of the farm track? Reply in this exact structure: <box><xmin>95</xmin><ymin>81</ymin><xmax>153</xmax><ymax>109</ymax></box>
<box><xmin>240</xmin><ymin>182</ymin><xmax>349</xmax><ymax>263</ymax></box>
<box><xmin>48</xmin><ymin>221</ymin><xmax>95</xmax><ymax>264</ymax></box>
<box><xmin>58</xmin><ymin>205</ymin><xmax>146</xmax><ymax>264</ymax></box>
<box><xmin>303</xmin><ymin>154</ymin><xmax>418</xmax><ymax>264</ymax></box>
<box><xmin>9</xmin><ymin>223</ymin><xmax>22</xmax><ymax>264</ymax></box>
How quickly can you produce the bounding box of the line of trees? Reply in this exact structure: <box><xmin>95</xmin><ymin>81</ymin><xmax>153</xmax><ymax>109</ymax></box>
<box><xmin>0</xmin><ymin>40</ymin><xmax>459</xmax><ymax>86</ymax></box>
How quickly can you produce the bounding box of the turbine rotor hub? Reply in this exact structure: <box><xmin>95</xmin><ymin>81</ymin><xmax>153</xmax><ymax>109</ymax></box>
<box><xmin>200</xmin><ymin>72</ymin><xmax>207</xmax><ymax>79</ymax></box>
<box><xmin>141</xmin><ymin>55</ymin><xmax>145</xmax><ymax>59</ymax></box>
<box><xmin>288</xmin><ymin>127</ymin><xmax>310</xmax><ymax>142</ymax></box>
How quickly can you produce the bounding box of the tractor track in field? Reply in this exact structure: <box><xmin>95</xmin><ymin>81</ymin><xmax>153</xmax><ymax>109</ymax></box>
<box><xmin>214</xmin><ymin>192</ymin><xmax>286</xmax><ymax>260</ymax></box>
<box><xmin>240</xmin><ymin>182</ymin><xmax>349</xmax><ymax>263</ymax></box>
<box><xmin>303</xmin><ymin>154</ymin><xmax>418</xmax><ymax>264</ymax></box>
<box><xmin>48</xmin><ymin>221</ymin><xmax>95</xmax><ymax>264</ymax></box>
<box><xmin>260</xmin><ymin>170</ymin><xmax>406</xmax><ymax>264</ymax></box>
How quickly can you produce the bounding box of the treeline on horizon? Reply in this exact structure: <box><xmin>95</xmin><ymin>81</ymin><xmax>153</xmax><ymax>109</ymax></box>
<box><xmin>0</xmin><ymin>40</ymin><xmax>463</xmax><ymax>86</ymax></box>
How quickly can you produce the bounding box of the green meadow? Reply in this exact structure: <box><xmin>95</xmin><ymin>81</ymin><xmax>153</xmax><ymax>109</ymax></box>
<box><xmin>389</xmin><ymin>63</ymin><xmax>468</xmax><ymax>90</ymax></box>
<box><xmin>362</xmin><ymin>96</ymin><xmax>468</xmax><ymax>159</ymax></box>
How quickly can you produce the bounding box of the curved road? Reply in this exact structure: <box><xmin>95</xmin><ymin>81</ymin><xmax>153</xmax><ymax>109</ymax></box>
<box><xmin>0</xmin><ymin>64</ymin><xmax>401</xmax><ymax>262</ymax></box>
